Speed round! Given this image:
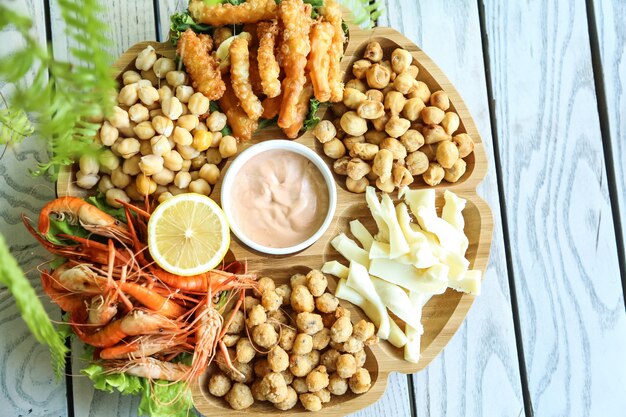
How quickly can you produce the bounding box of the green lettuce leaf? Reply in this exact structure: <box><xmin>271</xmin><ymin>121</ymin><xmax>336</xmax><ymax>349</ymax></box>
<box><xmin>45</xmin><ymin>216</ymin><xmax>90</xmax><ymax>246</ymax></box>
<box><xmin>86</xmin><ymin>194</ymin><xmax>128</xmax><ymax>222</ymax></box>
<box><xmin>303</xmin><ymin>98</ymin><xmax>321</xmax><ymax>130</ymax></box>
<box><xmin>0</xmin><ymin>234</ymin><xmax>68</xmax><ymax>378</ymax></box>
<box><xmin>258</xmin><ymin>116</ymin><xmax>278</xmax><ymax>130</ymax></box>
<box><xmin>82</xmin><ymin>363</ymin><xmax>143</xmax><ymax>395</ymax></box>
<box><xmin>170</xmin><ymin>12</ymin><xmax>214</xmax><ymax>46</ymax></box>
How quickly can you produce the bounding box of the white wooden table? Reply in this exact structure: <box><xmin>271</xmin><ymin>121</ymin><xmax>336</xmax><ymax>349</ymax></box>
<box><xmin>1</xmin><ymin>0</ymin><xmax>625</xmax><ymax>416</ymax></box>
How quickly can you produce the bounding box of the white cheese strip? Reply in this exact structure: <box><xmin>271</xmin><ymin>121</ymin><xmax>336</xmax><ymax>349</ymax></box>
<box><xmin>349</xmin><ymin>220</ymin><xmax>374</xmax><ymax>251</ymax></box>
<box><xmin>331</xmin><ymin>233</ymin><xmax>370</xmax><ymax>268</ymax></box>
<box><xmin>369</xmin><ymin>259</ymin><xmax>449</xmax><ymax>294</ymax></box>
<box><xmin>381</xmin><ymin>193</ymin><xmax>410</xmax><ymax>258</ymax></box>
<box><xmin>346</xmin><ymin>261</ymin><xmax>390</xmax><ymax>339</ymax></box>
<box><xmin>404</xmin><ymin>291</ymin><xmax>425</xmax><ymax>363</ymax></box>
<box><xmin>448</xmin><ymin>269</ymin><xmax>482</xmax><ymax>295</ymax></box>
<box><xmin>371</xmin><ymin>276</ymin><xmax>421</xmax><ymax>325</ymax></box>
<box><xmin>403</xmin><ymin>188</ymin><xmax>437</xmax><ymax>218</ymax></box>
<box><xmin>436</xmin><ymin>247</ymin><xmax>470</xmax><ymax>280</ymax></box>
<box><xmin>395</xmin><ymin>202</ymin><xmax>438</xmax><ymax>268</ymax></box>
<box><xmin>365</xmin><ymin>186</ymin><xmax>390</xmax><ymax>242</ymax></box>
<box><xmin>335</xmin><ymin>279</ymin><xmax>407</xmax><ymax>348</ymax></box>
<box><xmin>369</xmin><ymin>240</ymin><xmax>390</xmax><ymax>259</ymax></box>
<box><xmin>416</xmin><ymin>206</ymin><xmax>469</xmax><ymax>255</ymax></box>
<box><xmin>442</xmin><ymin>190</ymin><xmax>466</xmax><ymax>231</ymax></box>
<box><xmin>322</xmin><ymin>261</ymin><xmax>349</xmax><ymax>279</ymax></box>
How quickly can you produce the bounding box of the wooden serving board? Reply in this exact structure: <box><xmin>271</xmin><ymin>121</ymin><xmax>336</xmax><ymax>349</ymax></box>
<box><xmin>57</xmin><ymin>25</ymin><xmax>493</xmax><ymax>417</ymax></box>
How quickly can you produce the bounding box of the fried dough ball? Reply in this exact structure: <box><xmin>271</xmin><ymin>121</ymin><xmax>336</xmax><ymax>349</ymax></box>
<box><xmin>245</xmin><ymin>295</ymin><xmax>261</xmax><ymax>311</ymax></box>
<box><xmin>330</xmin><ymin>316</ymin><xmax>353</xmax><ymax>343</ymax></box>
<box><xmin>252</xmin><ymin>323</ymin><xmax>278</xmax><ymax>348</ymax></box>
<box><xmin>225</xmin><ymin>382</ymin><xmax>254</xmax><ymax>410</ymax></box>
<box><xmin>296</xmin><ymin>312</ymin><xmax>324</xmax><ymax>335</ymax></box>
<box><xmin>261</xmin><ymin>372</ymin><xmax>289</xmax><ymax>403</ymax></box>
<box><xmin>247</xmin><ymin>304</ymin><xmax>267</xmax><ymax>328</ymax></box>
<box><xmin>268</xmin><ymin>346</ymin><xmax>289</xmax><ymax>373</ymax></box>
<box><xmin>257</xmin><ymin>276</ymin><xmax>276</xmax><ymax>294</ymax></box>
<box><xmin>222</xmin><ymin>334</ymin><xmax>240</xmax><ymax>347</ymax></box>
<box><xmin>254</xmin><ymin>358</ymin><xmax>271</xmax><ymax>378</ymax></box>
<box><xmin>328</xmin><ymin>373</ymin><xmax>348</xmax><ymax>395</ymax></box>
<box><xmin>306</xmin><ymin>269</ymin><xmax>327</xmax><ymax>296</ymax></box>
<box><xmin>349</xmin><ymin>368</ymin><xmax>372</xmax><ymax>394</ymax></box>
<box><xmin>275</xmin><ymin>284</ymin><xmax>292</xmax><ymax>306</ymax></box>
<box><xmin>353</xmin><ymin>349</ymin><xmax>367</xmax><ymax>367</ymax></box>
<box><xmin>314</xmin><ymin>388</ymin><xmax>331</xmax><ymax>404</ymax></box>
<box><xmin>262</xmin><ymin>290</ymin><xmax>282</xmax><ymax>312</ymax></box>
<box><xmin>291</xmin><ymin>284</ymin><xmax>315</xmax><ymax>313</ymax></box>
<box><xmin>290</xmin><ymin>273</ymin><xmax>308</xmax><ymax>287</ymax></box>
<box><xmin>208</xmin><ymin>371</ymin><xmax>232</xmax><ymax>397</ymax></box>
<box><xmin>268</xmin><ymin>309</ymin><xmax>289</xmax><ymax>328</ymax></box>
<box><xmin>320</xmin><ymin>348</ymin><xmax>341</xmax><ymax>373</ymax></box>
<box><xmin>336</xmin><ymin>354</ymin><xmax>357</xmax><ymax>379</ymax></box>
<box><xmin>236</xmin><ymin>338</ymin><xmax>256</xmax><ymax>364</ymax></box>
<box><xmin>300</xmin><ymin>393</ymin><xmax>323</xmax><ymax>411</ymax></box>
<box><xmin>250</xmin><ymin>379</ymin><xmax>266</xmax><ymax>402</ymax></box>
<box><xmin>227</xmin><ymin>310</ymin><xmax>245</xmax><ymax>334</ymax></box>
<box><xmin>353</xmin><ymin>320</ymin><xmax>376</xmax><ymax>342</ymax></box>
<box><xmin>343</xmin><ymin>336</ymin><xmax>364</xmax><ymax>353</ymax></box>
<box><xmin>306</xmin><ymin>365</ymin><xmax>329</xmax><ymax>392</ymax></box>
<box><xmin>230</xmin><ymin>361</ymin><xmax>254</xmax><ymax>384</ymax></box>
<box><xmin>279</xmin><ymin>326</ymin><xmax>297</xmax><ymax>351</ymax></box>
<box><xmin>289</xmin><ymin>353</ymin><xmax>317</xmax><ymax>377</ymax></box>
<box><xmin>292</xmin><ymin>333</ymin><xmax>313</xmax><ymax>355</ymax></box>
<box><xmin>274</xmin><ymin>386</ymin><xmax>298</xmax><ymax>410</ymax></box>
<box><xmin>292</xmin><ymin>377</ymin><xmax>309</xmax><ymax>394</ymax></box>
<box><xmin>312</xmin><ymin>328</ymin><xmax>331</xmax><ymax>350</ymax></box>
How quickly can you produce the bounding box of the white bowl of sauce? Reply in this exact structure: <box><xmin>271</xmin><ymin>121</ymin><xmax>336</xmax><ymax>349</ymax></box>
<box><xmin>221</xmin><ymin>140</ymin><xmax>337</xmax><ymax>255</ymax></box>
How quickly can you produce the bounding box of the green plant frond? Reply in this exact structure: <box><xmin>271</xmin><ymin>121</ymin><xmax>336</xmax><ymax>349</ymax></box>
<box><xmin>336</xmin><ymin>0</ymin><xmax>384</xmax><ymax>29</ymax></box>
<box><xmin>0</xmin><ymin>108</ymin><xmax>34</xmax><ymax>145</ymax></box>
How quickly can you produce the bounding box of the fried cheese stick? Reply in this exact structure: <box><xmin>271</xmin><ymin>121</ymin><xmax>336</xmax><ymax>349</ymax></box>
<box><xmin>230</xmin><ymin>37</ymin><xmax>264</xmax><ymax>121</ymax></box>
<box><xmin>177</xmin><ymin>29</ymin><xmax>225</xmax><ymax>101</ymax></box>
<box><xmin>257</xmin><ymin>21</ymin><xmax>281</xmax><ymax>98</ymax></box>
<box><xmin>320</xmin><ymin>0</ymin><xmax>345</xmax><ymax>102</ymax></box>
<box><xmin>283</xmin><ymin>80</ymin><xmax>313</xmax><ymax>139</ymax></box>
<box><xmin>307</xmin><ymin>21</ymin><xmax>334</xmax><ymax>102</ymax></box>
<box><xmin>219</xmin><ymin>75</ymin><xmax>259</xmax><ymax>142</ymax></box>
<box><xmin>189</xmin><ymin>0</ymin><xmax>278</xmax><ymax>26</ymax></box>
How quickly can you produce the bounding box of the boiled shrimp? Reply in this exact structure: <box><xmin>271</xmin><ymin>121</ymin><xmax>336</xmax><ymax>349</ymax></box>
<box><xmin>103</xmin><ymin>357</ymin><xmax>191</xmax><ymax>382</ymax></box>
<box><xmin>99</xmin><ymin>334</ymin><xmax>190</xmax><ymax>360</ymax></box>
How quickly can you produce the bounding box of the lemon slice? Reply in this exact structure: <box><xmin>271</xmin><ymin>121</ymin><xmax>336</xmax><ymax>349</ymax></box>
<box><xmin>147</xmin><ymin>193</ymin><xmax>230</xmax><ymax>276</ymax></box>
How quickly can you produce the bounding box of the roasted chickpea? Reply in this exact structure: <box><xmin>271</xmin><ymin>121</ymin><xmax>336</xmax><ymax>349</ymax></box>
<box><xmin>247</xmin><ymin>304</ymin><xmax>267</xmax><ymax>328</ymax></box>
<box><xmin>345</xmin><ymin>78</ymin><xmax>367</xmax><ymax>93</ymax></box>
<box><xmin>300</xmin><ymin>393</ymin><xmax>322</xmax><ymax>411</ymax></box>
<box><xmin>107</xmin><ymin>106</ymin><xmax>130</xmax><ymax>129</ymax></box>
<box><xmin>343</xmin><ymin>135</ymin><xmax>365</xmax><ymax>152</ymax></box>
<box><xmin>356</xmin><ymin>100</ymin><xmax>384</xmax><ymax>119</ymax></box>
<box><xmin>343</xmin><ymin>88</ymin><xmax>367</xmax><ymax>109</ymax></box>
<box><xmin>430</xmin><ymin>90</ymin><xmax>450</xmax><ymax>110</ymax></box>
<box><xmin>400</xmin><ymin>129</ymin><xmax>424</xmax><ymax>152</ymax></box>
<box><xmin>385</xmin><ymin>115</ymin><xmax>411</xmax><ymax>138</ymax></box>
<box><xmin>380</xmin><ymin>137</ymin><xmax>407</xmax><ymax>160</ymax></box>
<box><xmin>384</xmin><ymin>91</ymin><xmax>407</xmax><ymax>115</ymax></box>
<box><xmin>219</xmin><ymin>135</ymin><xmax>237</xmax><ymax>158</ymax></box>
<box><xmin>405</xmin><ymin>151</ymin><xmax>429</xmax><ymax>175</ymax></box>
<box><xmin>364</xmin><ymin>41</ymin><xmax>383</xmax><ymax>62</ymax></box>
<box><xmin>135</xmin><ymin>45</ymin><xmax>157</xmax><ymax>71</ymax></box>
<box><xmin>441</xmin><ymin>112</ymin><xmax>460</xmax><ymax>135</ymax></box>
<box><xmin>268</xmin><ymin>346</ymin><xmax>289</xmax><ymax>373</ymax></box>
<box><xmin>394</xmin><ymin>72</ymin><xmax>415</xmax><ymax>94</ymax></box>
<box><xmin>346</xmin><ymin>158</ymin><xmax>370</xmax><ymax>181</ymax></box>
<box><xmin>365</xmin><ymin>63</ymin><xmax>391</xmax><ymax>89</ymax></box>
<box><xmin>346</xmin><ymin>177</ymin><xmax>369</xmax><ymax>193</ymax></box>
<box><xmin>117</xmin><ymin>138</ymin><xmax>140</xmax><ymax>159</ymax></box>
<box><xmin>161</xmin><ymin>97</ymin><xmax>183</xmax><ymax>120</ymax></box>
<box><xmin>436</xmin><ymin>140</ymin><xmax>459</xmax><ymax>169</ymax></box>
<box><xmin>444</xmin><ymin>158</ymin><xmax>467</xmax><ymax>183</ymax></box>
<box><xmin>323</xmin><ymin>138</ymin><xmax>346</xmax><ymax>159</ymax></box>
<box><xmin>291</xmin><ymin>285</ymin><xmax>315</xmax><ymax>313</ymax></box>
<box><xmin>371</xmin><ymin>113</ymin><xmax>390</xmax><ymax>131</ymax></box>
<box><xmin>376</xmin><ymin>176</ymin><xmax>395</xmax><ymax>192</ymax></box>
<box><xmin>365</xmin><ymin>89</ymin><xmax>384</xmax><ymax>102</ymax></box>
<box><xmin>402</xmin><ymin>97</ymin><xmax>426</xmax><ymax>121</ymax></box>
<box><xmin>372</xmin><ymin>149</ymin><xmax>393</xmax><ymax>182</ymax></box>
<box><xmin>292</xmin><ymin>333</ymin><xmax>313</xmax><ymax>355</ymax></box>
<box><xmin>352</xmin><ymin>59</ymin><xmax>372</xmax><ymax>79</ymax></box>
<box><xmin>313</xmin><ymin>120</ymin><xmax>336</xmax><ymax>143</ymax></box>
<box><xmin>420</xmin><ymin>143</ymin><xmax>437</xmax><ymax>161</ymax></box>
<box><xmin>236</xmin><ymin>338</ymin><xmax>256</xmax><ymax>364</ymax></box>
<box><xmin>151</xmin><ymin>115</ymin><xmax>174</xmax><ymax>137</ymax></box>
<box><xmin>122</xmin><ymin>70</ymin><xmax>141</xmax><ymax>85</ymax></box>
<box><xmin>333</xmin><ymin>156</ymin><xmax>350</xmax><ymax>175</ymax></box>
<box><xmin>423</xmin><ymin>124</ymin><xmax>451</xmax><ymax>144</ymax></box>
<box><xmin>340</xmin><ymin>111</ymin><xmax>368</xmax><ymax>137</ymax></box>
<box><xmin>208</xmin><ymin>371</ymin><xmax>231</xmax><ymax>397</ymax></box>
<box><xmin>421</xmin><ymin>106</ymin><xmax>445</xmax><ymax>125</ymax></box>
<box><xmin>410</xmin><ymin>80</ymin><xmax>431</xmax><ymax>103</ymax></box>
<box><xmin>163</xmin><ymin>150</ymin><xmax>183</xmax><ymax>171</ymax></box>
<box><xmin>364</xmin><ymin>130</ymin><xmax>386</xmax><ymax>146</ymax></box>
<box><xmin>279</xmin><ymin>326</ymin><xmax>297</xmax><ymax>351</ymax></box>
<box><xmin>187</xmin><ymin>92</ymin><xmax>210</xmax><ymax>116</ymax></box>
<box><xmin>423</xmin><ymin>162</ymin><xmax>445</xmax><ymax>186</ymax></box>
<box><xmin>392</xmin><ymin>165</ymin><xmax>414</xmax><ymax>187</ymax></box>
<box><xmin>407</xmin><ymin>65</ymin><xmax>419</xmax><ymax>78</ymax></box>
<box><xmin>205</xmin><ymin>148</ymin><xmax>223</xmax><ymax>165</ymax></box>
<box><xmin>391</xmin><ymin>48</ymin><xmax>412</xmax><ymax>73</ymax></box>
<box><xmin>206</xmin><ymin>111</ymin><xmax>227</xmax><ymax>132</ymax></box>
<box><xmin>118</xmin><ymin>83</ymin><xmax>139</xmax><ymax>107</ymax></box>
<box><xmin>296</xmin><ymin>312</ymin><xmax>324</xmax><ymax>335</ymax></box>
<box><xmin>453</xmin><ymin>133</ymin><xmax>474</xmax><ymax>158</ymax></box>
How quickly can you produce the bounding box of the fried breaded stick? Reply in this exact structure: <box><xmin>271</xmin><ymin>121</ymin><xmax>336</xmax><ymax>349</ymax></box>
<box><xmin>219</xmin><ymin>76</ymin><xmax>259</xmax><ymax>142</ymax></box>
<box><xmin>320</xmin><ymin>0</ymin><xmax>345</xmax><ymax>102</ymax></box>
<box><xmin>307</xmin><ymin>21</ymin><xmax>334</xmax><ymax>102</ymax></box>
<box><xmin>283</xmin><ymin>80</ymin><xmax>313</xmax><ymax>139</ymax></box>
<box><xmin>277</xmin><ymin>0</ymin><xmax>312</xmax><ymax>129</ymax></box>
<box><xmin>230</xmin><ymin>37</ymin><xmax>264</xmax><ymax>121</ymax></box>
<box><xmin>261</xmin><ymin>94</ymin><xmax>282</xmax><ymax>120</ymax></box>
<box><xmin>177</xmin><ymin>29</ymin><xmax>225</xmax><ymax>101</ymax></box>
<box><xmin>189</xmin><ymin>0</ymin><xmax>278</xmax><ymax>26</ymax></box>
<box><xmin>257</xmin><ymin>21</ymin><xmax>281</xmax><ymax>98</ymax></box>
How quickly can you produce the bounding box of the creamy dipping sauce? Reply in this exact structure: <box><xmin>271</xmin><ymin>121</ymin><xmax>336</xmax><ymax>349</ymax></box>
<box><xmin>230</xmin><ymin>149</ymin><xmax>329</xmax><ymax>248</ymax></box>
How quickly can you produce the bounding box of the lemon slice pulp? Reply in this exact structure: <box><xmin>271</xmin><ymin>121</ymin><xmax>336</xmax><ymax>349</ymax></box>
<box><xmin>147</xmin><ymin>193</ymin><xmax>230</xmax><ymax>276</ymax></box>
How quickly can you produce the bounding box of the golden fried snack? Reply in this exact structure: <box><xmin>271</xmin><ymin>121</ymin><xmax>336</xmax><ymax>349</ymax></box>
<box><xmin>307</xmin><ymin>22</ymin><xmax>334</xmax><ymax>102</ymax></box>
<box><xmin>189</xmin><ymin>0</ymin><xmax>278</xmax><ymax>26</ymax></box>
<box><xmin>198</xmin><ymin>33</ymin><xmax>213</xmax><ymax>51</ymax></box>
<box><xmin>177</xmin><ymin>29</ymin><xmax>225</xmax><ymax>100</ymax></box>
<box><xmin>219</xmin><ymin>76</ymin><xmax>259</xmax><ymax>142</ymax></box>
<box><xmin>230</xmin><ymin>37</ymin><xmax>264</xmax><ymax>121</ymax></box>
<box><xmin>277</xmin><ymin>0</ymin><xmax>312</xmax><ymax>129</ymax></box>
<box><xmin>320</xmin><ymin>0</ymin><xmax>345</xmax><ymax>102</ymax></box>
<box><xmin>257</xmin><ymin>21</ymin><xmax>281</xmax><ymax>98</ymax></box>
<box><xmin>283</xmin><ymin>80</ymin><xmax>313</xmax><ymax>139</ymax></box>
<box><xmin>262</xmin><ymin>94</ymin><xmax>282</xmax><ymax>120</ymax></box>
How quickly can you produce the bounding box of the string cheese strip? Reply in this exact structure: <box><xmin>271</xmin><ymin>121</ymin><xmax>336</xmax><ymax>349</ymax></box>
<box><xmin>346</xmin><ymin>261</ymin><xmax>390</xmax><ymax>339</ymax></box>
<box><xmin>371</xmin><ymin>276</ymin><xmax>422</xmax><ymax>325</ymax></box>
<box><xmin>322</xmin><ymin>260</ymin><xmax>349</xmax><ymax>279</ymax></box>
<box><xmin>395</xmin><ymin>202</ymin><xmax>438</xmax><ymax>268</ymax></box>
<box><xmin>380</xmin><ymin>193</ymin><xmax>410</xmax><ymax>258</ymax></box>
<box><xmin>404</xmin><ymin>291</ymin><xmax>425</xmax><ymax>363</ymax></box>
<box><xmin>349</xmin><ymin>220</ymin><xmax>374</xmax><ymax>251</ymax></box>
<box><xmin>448</xmin><ymin>269</ymin><xmax>482</xmax><ymax>295</ymax></box>
<box><xmin>365</xmin><ymin>186</ymin><xmax>390</xmax><ymax>243</ymax></box>
<box><xmin>442</xmin><ymin>190</ymin><xmax>466</xmax><ymax>231</ymax></box>
<box><xmin>416</xmin><ymin>206</ymin><xmax>469</xmax><ymax>255</ymax></box>
<box><xmin>331</xmin><ymin>233</ymin><xmax>370</xmax><ymax>268</ymax></box>
<box><xmin>335</xmin><ymin>279</ymin><xmax>407</xmax><ymax>348</ymax></box>
<box><xmin>368</xmin><ymin>258</ymin><xmax>449</xmax><ymax>294</ymax></box>
<box><xmin>369</xmin><ymin>240</ymin><xmax>390</xmax><ymax>259</ymax></box>
<box><xmin>403</xmin><ymin>188</ymin><xmax>437</xmax><ymax>219</ymax></box>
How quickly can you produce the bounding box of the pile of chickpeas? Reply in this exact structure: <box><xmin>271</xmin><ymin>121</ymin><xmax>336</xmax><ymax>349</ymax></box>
<box><xmin>209</xmin><ymin>269</ymin><xmax>377</xmax><ymax>411</ymax></box>
<box><xmin>314</xmin><ymin>42</ymin><xmax>475</xmax><ymax>193</ymax></box>
<box><xmin>76</xmin><ymin>45</ymin><xmax>239</xmax><ymax>207</ymax></box>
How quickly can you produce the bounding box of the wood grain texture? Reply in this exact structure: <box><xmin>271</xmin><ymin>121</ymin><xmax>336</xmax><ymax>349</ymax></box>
<box><xmin>0</xmin><ymin>1</ymin><xmax>68</xmax><ymax>416</ymax></box>
<box><xmin>593</xmin><ymin>0</ymin><xmax>626</xmax><ymax>270</ymax></box>
<box><xmin>158</xmin><ymin>0</ymin><xmax>188</xmax><ymax>40</ymax></box>
<box><xmin>379</xmin><ymin>1</ymin><xmax>525</xmax><ymax>416</ymax></box>
<box><xmin>482</xmin><ymin>0</ymin><xmax>626</xmax><ymax>415</ymax></box>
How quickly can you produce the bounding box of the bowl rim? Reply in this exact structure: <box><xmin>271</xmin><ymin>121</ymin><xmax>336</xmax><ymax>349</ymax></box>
<box><xmin>220</xmin><ymin>140</ymin><xmax>338</xmax><ymax>255</ymax></box>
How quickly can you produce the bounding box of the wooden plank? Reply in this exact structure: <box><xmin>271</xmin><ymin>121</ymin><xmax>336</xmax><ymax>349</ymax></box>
<box><xmin>482</xmin><ymin>0</ymin><xmax>626</xmax><ymax>415</ymax></box>
<box><xmin>379</xmin><ymin>1</ymin><xmax>525</xmax><ymax>415</ymax></box>
<box><xmin>0</xmin><ymin>1</ymin><xmax>69</xmax><ymax>415</ymax></box>
<box><xmin>592</xmin><ymin>0</ymin><xmax>626</xmax><ymax>280</ymax></box>
<box><xmin>47</xmin><ymin>2</ymin><xmax>157</xmax><ymax>416</ymax></box>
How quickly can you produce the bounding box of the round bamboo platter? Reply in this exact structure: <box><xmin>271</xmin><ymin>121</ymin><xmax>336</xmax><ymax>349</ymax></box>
<box><xmin>57</xmin><ymin>25</ymin><xmax>493</xmax><ymax>417</ymax></box>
